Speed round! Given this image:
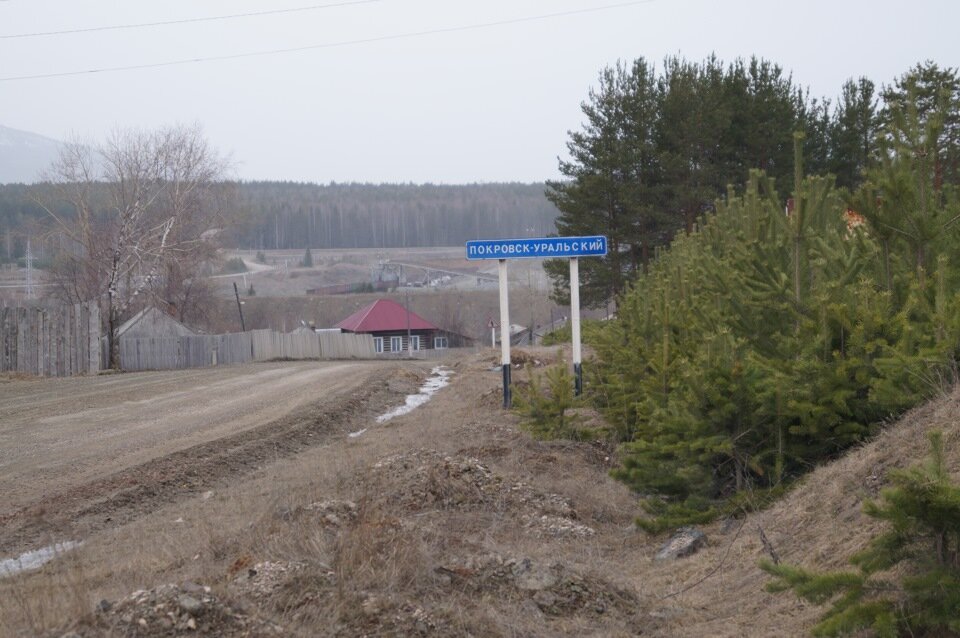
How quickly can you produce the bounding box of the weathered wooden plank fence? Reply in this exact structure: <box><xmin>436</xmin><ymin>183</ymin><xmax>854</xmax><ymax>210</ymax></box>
<box><xmin>0</xmin><ymin>302</ymin><xmax>101</xmax><ymax>376</ymax></box>
<box><xmin>116</xmin><ymin>329</ymin><xmax>376</xmax><ymax>371</ymax></box>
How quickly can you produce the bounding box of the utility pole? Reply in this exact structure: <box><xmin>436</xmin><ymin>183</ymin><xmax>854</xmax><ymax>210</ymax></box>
<box><xmin>233</xmin><ymin>281</ymin><xmax>246</xmax><ymax>331</ymax></box>
<box><xmin>405</xmin><ymin>290</ymin><xmax>412</xmax><ymax>355</ymax></box>
<box><xmin>25</xmin><ymin>238</ymin><xmax>34</xmax><ymax>299</ymax></box>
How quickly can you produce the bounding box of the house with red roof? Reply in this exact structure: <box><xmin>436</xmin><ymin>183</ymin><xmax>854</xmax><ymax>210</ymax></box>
<box><xmin>333</xmin><ymin>299</ymin><xmax>471</xmax><ymax>354</ymax></box>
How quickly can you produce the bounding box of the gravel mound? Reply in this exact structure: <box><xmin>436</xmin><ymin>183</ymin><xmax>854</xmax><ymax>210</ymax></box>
<box><xmin>68</xmin><ymin>583</ymin><xmax>282</xmax><ymax>637</ymax></box>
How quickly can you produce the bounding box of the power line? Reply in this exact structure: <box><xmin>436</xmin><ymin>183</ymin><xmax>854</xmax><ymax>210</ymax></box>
<box><xmin>1</xmin><ymin>0</ymin><xmax>382</xmax><ymax>40</ymax></box>
<box><xmin>0</xmin><ymin>1</ymin><xmax>654</xmax><ymax>82</ymax></box>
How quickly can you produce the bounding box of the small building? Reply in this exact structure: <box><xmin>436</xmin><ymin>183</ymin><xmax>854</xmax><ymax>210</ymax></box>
<box><xmin>116</xmin><ymin>306</ymin><xmax>196</xmax><ymax>339</ymax></box>
<box><xmin>102</xmin><ymin>305</ymin><xmax>197</xmax><ymax>368</ymax></box>
<box><xmin>333</xmin><ymin>299</ymin><xmax>471</xmax><ymax>354</ymax></box>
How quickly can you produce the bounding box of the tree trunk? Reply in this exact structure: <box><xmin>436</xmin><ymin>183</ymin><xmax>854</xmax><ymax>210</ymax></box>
<box><xmin>107</xmin><ymin>294</ymin><xmax>120</xmax><ymax>370</ymax></box>
<box><xmin>882</xmin><ymin>240</ymin><xmax>892</xmax><ymax>292</ymax></box>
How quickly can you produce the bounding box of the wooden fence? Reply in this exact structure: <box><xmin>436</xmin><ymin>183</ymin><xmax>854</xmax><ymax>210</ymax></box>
<box><xmin>116</xmin><ymin>329</ymin><xmax>376</xmax><ymax>371</ymax></box>
<box><xmin>0</xmin><ymin>302</ymin><xmax>101</xmax><ymax>376</ymax></box>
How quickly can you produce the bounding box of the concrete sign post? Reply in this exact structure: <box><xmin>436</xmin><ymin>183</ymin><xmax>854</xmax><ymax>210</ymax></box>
<box><xmin>466</xmin><ymin>235</ymin><xmax>607</xmax><ymax>408</ymax></box>
<box><xmin>498</xmin><ymin>259</ymin><xmax>511</xmax><ymax>408</ymax></box>
<box><xmin>569</xmin><ymin>257</ymin><xmax>582</xmax><ymax>395</ymax></box>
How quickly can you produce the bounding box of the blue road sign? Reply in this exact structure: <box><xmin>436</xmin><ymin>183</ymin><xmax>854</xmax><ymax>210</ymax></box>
<box><xmin>466</xmin><ymin>235</ymin><xmax>607</xmax><ymax>260</ymax></box>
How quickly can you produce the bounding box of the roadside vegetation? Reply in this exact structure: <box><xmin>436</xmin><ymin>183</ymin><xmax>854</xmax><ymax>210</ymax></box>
<box><xmin>219</xmin><ymin>256</ymin><xmax>248</xmax><ymax>274</ymax></box>
<box><xmin>520</xmin><ymin>62</ymin><xmax>960</xmax><ymax>636</ymax></box>
<box><xmin>763</xmin><ymin>431</ymin><xmax>960</xmax><ymax>637</ymax></box>
<box><xmin>517</xmin><ymin>58</ymin><xmax>960</xmax><ymax>634</ymax></box>
<box><xmin>531</xmin><ymin>60</ymin><xmax>960</xmax><ymax>531</ymax></box>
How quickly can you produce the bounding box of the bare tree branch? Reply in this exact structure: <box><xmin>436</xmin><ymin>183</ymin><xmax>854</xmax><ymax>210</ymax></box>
<box><xmin>37</xmin><ymin>124</ymin><xmax>232</xmax><ymax>368</ymax></box>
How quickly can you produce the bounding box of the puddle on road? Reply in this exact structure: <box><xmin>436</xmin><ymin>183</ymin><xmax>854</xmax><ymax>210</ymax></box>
<box><xmin>0</xmin><ymin>541</ymin><xmax>82</xmax><ymax>578</ymax></box>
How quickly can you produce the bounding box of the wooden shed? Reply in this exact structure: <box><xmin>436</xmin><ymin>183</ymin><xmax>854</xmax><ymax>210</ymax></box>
<box><xmin>116</xmin><ymin>306</ymin><xmax>196</xmax><ymax>339</ymax></box>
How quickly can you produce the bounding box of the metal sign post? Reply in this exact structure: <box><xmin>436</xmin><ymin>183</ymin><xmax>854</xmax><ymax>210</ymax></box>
<box><xmin>466</xmin><ymin>235</ymin><xmax>607</xmax><ymax>408</ymax></box>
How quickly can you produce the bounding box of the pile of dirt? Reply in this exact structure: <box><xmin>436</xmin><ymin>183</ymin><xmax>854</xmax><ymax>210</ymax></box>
<box><xmin>486</xmin><ymin>347</ymin><xmax>559</xmax><ymax>369</ymax></box>
<box><xmin>66</xmin><ymin>583</ymin><xmax>282</xmax><ymax>637</ymax></box>
<box><xmin>276</xmin><ymin>499</ymin><xmax>359</xmax><ymax>528</ymax></box>
<box><xmin>368</xmin><ymin>449</ymin><xmax>501</xmax><ymax>510</ymax></box>
<box><xmin>229</xmin><ymin>561</ymin><xmax>315</xmax><ymax>603</ymax></box>
<box><xmin>365</xmin><ymin>449</ymin><xmax>589</xmax><ymax>534</ymax></box>
<box><xmin>330</xmin><ymin>595</ymin><xmax>455</xmax><ymax>637</ymax></box>
<box><xmin>439</xmin><ymin>554</ymin><xmax>641</xmax><ymax>618</ymax></box>
<box><xmin>210</xmin><ymin>445</ymin><xmax>622</xmax><ymax>634</ymax></box>
<box><xmin>385</xmin><ymin>368</ymin><xmax>426</xmax><ymax>396</ymax></box>
<box><xmin>327</xmin><ymin>556</ymin><xmax>644</xmax><ymax>635</ymax></box>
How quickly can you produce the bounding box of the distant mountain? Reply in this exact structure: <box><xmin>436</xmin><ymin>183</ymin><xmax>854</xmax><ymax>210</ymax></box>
<box><xmin>0</xmin><ymin>125</ymin><xmax>62</xmax><ymax>184</ymax></box>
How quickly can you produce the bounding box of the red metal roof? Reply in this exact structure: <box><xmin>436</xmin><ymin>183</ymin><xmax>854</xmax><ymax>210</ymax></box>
<box><xmin>334</xmin><ymin>299</ymin><xmax>438</xmax><ymax>333</ymax></box>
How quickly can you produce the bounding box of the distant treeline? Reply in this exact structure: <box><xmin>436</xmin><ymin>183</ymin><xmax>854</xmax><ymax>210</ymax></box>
<box><xmin>226</xmin><ymin>182</ymin><xmax>559</xmax><ymax>250</ymax></box>
<box><xmin>0</xmin><ymin>182</ymin><xmax>560</xmax><ymax>261</ymax></box>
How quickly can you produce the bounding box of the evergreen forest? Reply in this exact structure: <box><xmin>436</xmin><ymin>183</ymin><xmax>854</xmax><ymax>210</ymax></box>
<box><xmin>536</xmin><ymin>58</ymin><xmax>960</xmax><ymax>531</ymax></box>
<box><xmin>0</xmin><ymin>181</ymin><xmax>560</xmax><ymax>262</ymax></box>
<box><xmin>546</xmin><ymin>57</ymin><xmax>960</xmax><ymax>307</ymax></box>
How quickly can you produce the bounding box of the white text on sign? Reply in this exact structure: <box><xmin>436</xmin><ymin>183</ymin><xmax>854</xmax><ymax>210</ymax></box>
<box><xmin>465</xmin><ymin>236</ymin><xmax>607</xmax><ymax>260</ymax></box>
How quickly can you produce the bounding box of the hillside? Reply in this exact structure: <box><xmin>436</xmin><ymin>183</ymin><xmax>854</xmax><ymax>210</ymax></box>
<box><xmin>0</xmin><ymin>125</ymin><xmax>61</xmax><ymax>185</ymax></box>
<box><xmin>639</xmin><ymin>377</ymin><xmax>960</xmax><ymax>635</ymax></box>
<box><xmin>1</xmin><ymin>349</ymin><xmax>957</xmax><ymax>636</ymax></box>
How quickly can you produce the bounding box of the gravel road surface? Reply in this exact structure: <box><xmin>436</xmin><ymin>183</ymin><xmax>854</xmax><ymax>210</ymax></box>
<box><xmin>0</xmin><ymin>360</ymin><xmax>418</xmax><ymax>554</ymax></box>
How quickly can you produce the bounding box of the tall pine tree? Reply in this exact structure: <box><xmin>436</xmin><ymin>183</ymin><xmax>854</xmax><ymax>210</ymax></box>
<box><xmin>545</xmin><ymin>58</ymin><xmax>662</xmax><ymax>307</ymax></box>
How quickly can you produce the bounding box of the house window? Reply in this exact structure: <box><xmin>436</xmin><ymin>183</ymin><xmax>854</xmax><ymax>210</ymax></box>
<box><xmin>410</xmin><ymin>335</ymin><xmax>420</xmax><ymax>351</ymax></box>
<box><xmin>390</xmin><ymin>336</ymin><xmax>403</xmax><ymax>352</ymax></box>
<box><xmin>434</xmin><ymin>336</ymin><xmax>448</xmax><ymax>349</ymax></box>
<box><xmin>373</xmin><ymin>337</ymin><xmax>384</xmax><ymax>353</ymax></box>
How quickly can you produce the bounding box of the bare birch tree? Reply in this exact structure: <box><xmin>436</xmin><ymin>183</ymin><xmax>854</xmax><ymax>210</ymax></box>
<box><xmin>38</xmin><ymin>124</ymin><xmax>231</xmax><ymax>368</ymax></box>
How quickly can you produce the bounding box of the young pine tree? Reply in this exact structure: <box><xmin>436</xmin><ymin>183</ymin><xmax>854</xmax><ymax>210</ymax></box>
<box><xmin>762</xmin><ymin>431</ymin><xmax>960</xmax><ymax>637</ymax></box>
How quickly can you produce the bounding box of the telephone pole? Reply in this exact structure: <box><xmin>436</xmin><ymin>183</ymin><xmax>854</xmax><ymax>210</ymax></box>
<box><xmin>233</xmin><ymin>281</ymin><xmax>246</xmax><ymax>331</ymax></box>
<box><xmin>25</xmin><ymin>238</ymin><xmax>35</xmax><ymax>299</ymax></box>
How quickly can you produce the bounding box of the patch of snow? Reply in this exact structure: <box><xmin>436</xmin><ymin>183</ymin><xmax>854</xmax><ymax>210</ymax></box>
<box><xmin>348</xmin><ymin>428</ymin><xmax>367</xmax><ymax>438</ymax></box>
<box><xmin>376</xmin><ymin>366</ymin><xmax>452</xmax><ymax>423</ymax></box>
<box><xmin>0</xmin><ymin>541</ymin><xmax>82</xmax><ymax>578</ymax></box>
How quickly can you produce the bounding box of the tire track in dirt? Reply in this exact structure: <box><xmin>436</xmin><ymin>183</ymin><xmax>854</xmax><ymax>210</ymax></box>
<box><xmin>1</xmin><ymin>363</ymin><xmax>378</xmax><ymax>506</ymax></box>
<box><xmin>0</xmin><ymin>368</ymin><xmax>265</xmax><ymax>416</ymax></box>
<box><xmin>0</xmin><ymin>364</ymin><xmax>423</xmax><ymax>556</ymax></box>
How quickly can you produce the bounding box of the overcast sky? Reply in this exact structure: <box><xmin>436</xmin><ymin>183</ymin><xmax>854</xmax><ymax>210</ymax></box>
<box><xmin>1</xmin><ymin>0</ymin><xmax>957</xmax><ymax>184</ymax></box>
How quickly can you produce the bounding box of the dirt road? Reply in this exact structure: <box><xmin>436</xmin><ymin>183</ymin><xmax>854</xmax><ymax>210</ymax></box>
<box><xmin>0</xmin><ymin>360</ymin><xmax>423</xmax><ymax>554</ymax></box>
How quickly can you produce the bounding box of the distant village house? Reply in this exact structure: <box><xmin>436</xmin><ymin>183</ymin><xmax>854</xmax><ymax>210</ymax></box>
<box><xmin>333</xmin><ymin>299</ymin><xmax>471</xmax><ymax>354</ymax></box>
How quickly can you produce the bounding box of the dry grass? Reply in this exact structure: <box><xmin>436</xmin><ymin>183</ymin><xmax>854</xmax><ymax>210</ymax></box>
<box><xmin>631</xmin><ymin>386</ymin><xmax>960</xmax><ymax>637</ymax></box>
<box><xmin>0</xmin><ymin>372</ymin><xmax>41</xmax><ymax>383</ymax></box>
<box><xmin>2</xmin><ymin>350</ymin><xmax>959</xmax><ymax>637</ymax></box>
